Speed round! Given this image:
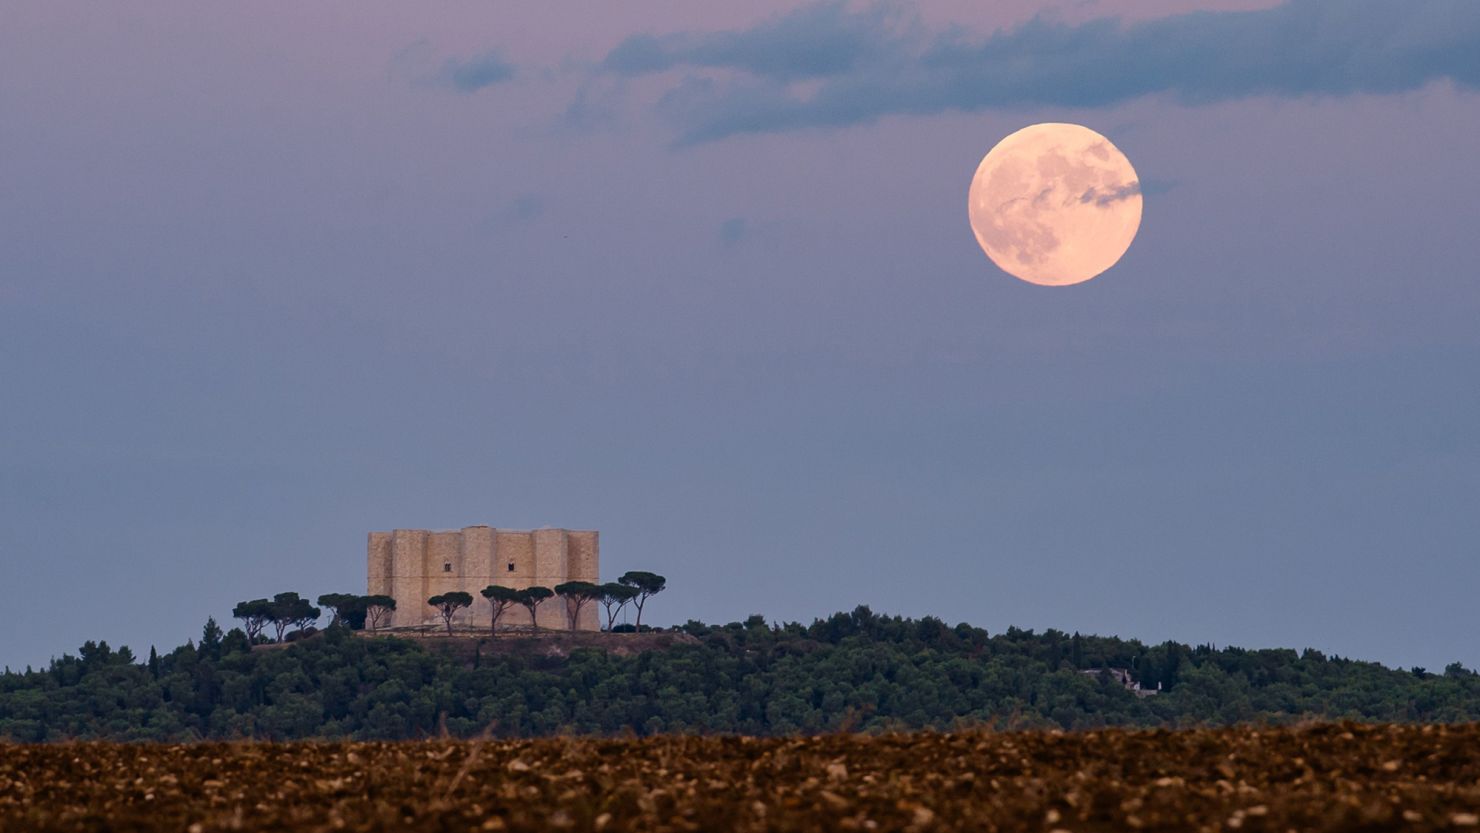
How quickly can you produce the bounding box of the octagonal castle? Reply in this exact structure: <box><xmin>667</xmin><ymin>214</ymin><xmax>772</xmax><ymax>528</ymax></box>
<box><xmin>367</xmin><ymin>526</ymin><xmax>599</xmax><ymax>631</ymax></box>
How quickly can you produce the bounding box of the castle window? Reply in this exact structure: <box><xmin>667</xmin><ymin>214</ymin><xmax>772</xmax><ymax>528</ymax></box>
<box><xmin>443</xmin><ymin>562</ymin><xmax>452</xmax><ymax>572</ymax></box>
<box><xmin>507</xmin><ymin>562</ymin><xmax>515</xmax><ymax>572</ymax></box>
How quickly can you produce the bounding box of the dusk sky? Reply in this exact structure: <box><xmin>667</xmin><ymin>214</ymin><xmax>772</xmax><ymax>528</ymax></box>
<box><xmin>3</xmin><ymin>0</ymin><xmax>1479</xmax><ymax>672</ymax></box>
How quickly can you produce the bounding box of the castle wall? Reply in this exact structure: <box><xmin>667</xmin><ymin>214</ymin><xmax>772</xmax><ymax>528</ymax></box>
<box><xmin>497</xmin><ymin>530</ymin><xmax>535</xmax><ymax>586</ymax></box>
<box><xmin>367</xmin><ymin>525</ymin><xmax>599</xmax><ymax>631</ymax></box>
<box><xmin>426</xmin><ymin>530</ymin><xmax>464</xmax><ymax>620</ymax></box>
<box><xmin>390</xmin><ymin>529</ymin><xmax>428</xmax><ymax>629</ymax></box>
<box><xmin>567</xmin><ymin>531</ymin><xmax>601</xmax><ymax>631</ymax></box>
<box><xmin>367</xmin><ymin>532</ymin><xmax>392</xmax><ymax>590</ymax></box>
<box><xmin>532</xmin><ymin>529</ymin><xmax>568</xmax><ymax>630</ymax></box>
<box><xmin>461</xmin><ymin>526</ymin><xmax>495</xmax><ymax>628</ymax></box>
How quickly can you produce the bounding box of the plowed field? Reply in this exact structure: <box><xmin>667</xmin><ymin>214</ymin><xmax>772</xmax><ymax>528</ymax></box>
<box><xmin>4</xmin><ymin>723</ymin><xmax>1480</xmax><ymax>832</ymax></box>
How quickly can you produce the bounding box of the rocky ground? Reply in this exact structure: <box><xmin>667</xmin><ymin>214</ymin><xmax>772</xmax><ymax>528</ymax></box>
<box><xmin>3</xmin><ymin>723</ymin><xmax>1480</xmax><ymax>832</ymax></box>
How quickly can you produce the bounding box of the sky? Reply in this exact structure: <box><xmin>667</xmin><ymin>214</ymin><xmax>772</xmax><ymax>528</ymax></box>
<box><xmin>2</xmin><ymin>0</ymin><xmax>1479</xmax><ymax>672</ymax></box>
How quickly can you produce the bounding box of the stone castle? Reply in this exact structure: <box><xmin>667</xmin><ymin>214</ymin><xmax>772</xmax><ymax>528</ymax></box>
<box><xmin>367</xmin><ymin>526</ymin><xmax>599</xmax><ymax>631</ymax></box>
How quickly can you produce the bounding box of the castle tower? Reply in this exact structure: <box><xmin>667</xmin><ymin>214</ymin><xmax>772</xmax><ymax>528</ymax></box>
<box><xmin>367</xmin><ymin>526</ymin><xmax>600</xmax><ymax>631</ymax></box>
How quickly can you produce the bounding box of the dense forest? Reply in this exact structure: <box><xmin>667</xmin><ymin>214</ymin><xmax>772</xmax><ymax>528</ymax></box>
<box><xmin>3</xmin><ymin>607</ymin><xmax>1478</xmax><ymax>741</ymax></box>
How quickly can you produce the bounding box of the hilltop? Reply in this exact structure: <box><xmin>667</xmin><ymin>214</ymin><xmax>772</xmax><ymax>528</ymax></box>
<box><xmin>3</xmin><ymin>607</ymin><xmax>1478</xmax><ymax>742</ymax></box>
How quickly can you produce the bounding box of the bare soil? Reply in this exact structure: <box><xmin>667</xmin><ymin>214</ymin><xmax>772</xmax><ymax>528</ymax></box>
<box><xmin>4</xmin><ymin>723</ymin><xmax>1480</xmax><ymax>832</ymax></box>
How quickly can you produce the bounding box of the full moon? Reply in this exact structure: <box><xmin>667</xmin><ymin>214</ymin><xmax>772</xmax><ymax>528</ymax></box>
<box><xmin>968</xmin><ymin>123</ymin><xmax>1142</xmax><ymax>287</ymax></box>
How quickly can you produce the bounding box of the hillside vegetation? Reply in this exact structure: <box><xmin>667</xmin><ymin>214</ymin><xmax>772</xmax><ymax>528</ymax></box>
<box><xmin>3</xmin><ymin>607</ymin><xmax>1478</xmax><ymax>741</ymax></box>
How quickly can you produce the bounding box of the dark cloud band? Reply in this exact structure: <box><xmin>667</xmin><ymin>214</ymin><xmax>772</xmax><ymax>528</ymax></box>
<box><xmin>598</xmin><ymin>0</ymin><xmax>1480</xmax><ymax>144</ymax></box>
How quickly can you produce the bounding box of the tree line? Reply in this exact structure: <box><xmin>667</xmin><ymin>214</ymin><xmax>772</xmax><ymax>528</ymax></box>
<box><xmin>433</xmin><ymin>571</ymin><xmax>666</xmax><ymax>635</ymax></box>
<box><xmin>4</xmin><ymin>605</ymin><xmax>1480</xmax><ymax>742</ymax></box>
<box><xmin>230</xmin><ymin>572</ymin><xmax>667</xmax><ymax>642</ymax></box>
